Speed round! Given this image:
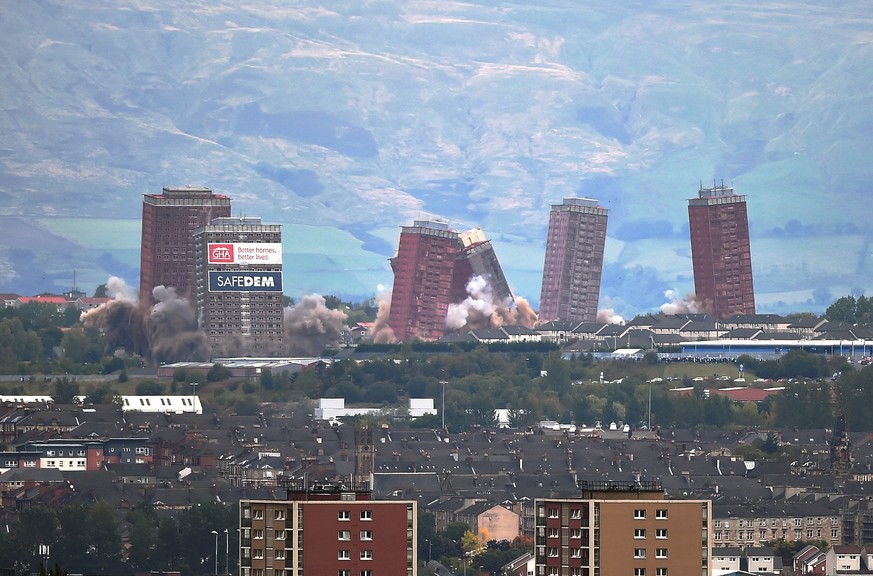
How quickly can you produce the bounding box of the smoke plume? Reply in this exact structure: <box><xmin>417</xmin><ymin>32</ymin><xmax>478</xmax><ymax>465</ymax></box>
<box><xmin>149</xmin><ymin>286</ymin><xmax>210</xmax><ymax>364</ymax></box>
<box><xmin>81</xmin><ymin>277</ymin><xmax>209</xmax><ymax>364</ymax></box>
<box><xmin>284</xmin><ymin>294</ymin><xmax>348</xmax><ymax>356</ymax></box>
<box><xmin>659</xmin><ymin>290</ymin><xmax>711</xmax><ymax>315</ymax></box>
<box><xmin>370</xmin><ymin>287</ymin><xmax>396</xmax><ymax>344</ymax></box>
<box><xmin>596</xmin><ymin>308</ymin><xmax>625</xmax><ymax>325</ymax></box>
<box><xmin>446</xmin><ymin>275</ymin><xmax>538</xmax><ymax>331</ymax></box>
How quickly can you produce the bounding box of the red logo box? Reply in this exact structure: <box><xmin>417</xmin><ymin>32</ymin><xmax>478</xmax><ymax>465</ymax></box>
<box><xmin>209</xmin><ymin>244</ymin><xmax>235</xmax><ymax>263</ymax></box>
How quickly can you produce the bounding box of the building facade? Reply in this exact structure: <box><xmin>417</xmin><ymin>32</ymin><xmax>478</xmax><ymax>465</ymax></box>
<box><xmin>539</xmin><ymin>198</ymin><xmax>608</xmax><ymax>324</ymax></box>
<box><xmin>193</xmin><ymin>217</ymin><xmax>285</xmax><ymax>356</ymax></box>
<box><xmin>454</xmin><ymin>227</ymin><xmax>514</xmax><ymax>304</ymax></box>
<box><xmin>535</xmin><ymin>481</ymin><xmax>710</xmax><ymax>576</ymax></box>
<box><xmin>712</xmin><ymin>506</ymin><xmax>841</xmax><ymax>548</ymax></box>
<box><xmin>688</xmin><ymin>184</ymin><xmax>755</xmax><ymax>318</ymax></box>
<box><xmin>240</xmin><ymin>481</ymin><xmax>416</xmax><ymax>576</ymax></box>
<box><xmin>140</xmin><ymin>186</ymin><xmax>231</xmax><ymax>303</ymax></box>
<box><xmin>388</xmin><ymin>221</ymin><xmax>512</xmax><ymax>341</ymax></box>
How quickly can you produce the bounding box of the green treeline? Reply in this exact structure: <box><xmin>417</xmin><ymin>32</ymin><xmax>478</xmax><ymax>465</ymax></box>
<box><xmin>0</xmin><ymin>501</ymin><xmax>237</xmax><ymax>576</ymax></box>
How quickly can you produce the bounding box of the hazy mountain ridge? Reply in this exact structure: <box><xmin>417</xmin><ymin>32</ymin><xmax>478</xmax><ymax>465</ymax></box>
<box><xmin>1</xmin><ymin>1</ymin><xmax>872</xmax><ymax>315</ymax></box>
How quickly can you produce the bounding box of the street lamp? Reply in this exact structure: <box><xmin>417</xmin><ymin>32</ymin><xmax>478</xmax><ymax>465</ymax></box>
<box><xmin>224</xmin><ymin>528</ymin><xmax>229</xmax><ymax>575</ymax></box>
<box><xmin>424</xmin><ymin>538</ymin><xmax>432</xmax><ymax>563</ymax></box>
<box><xmin>211</xmin><ymin>530</ymin><xmax>219</xmax><ymax>576</ymax></box>
<box><xmin>440</xmin><ymin>381</ymin><xmax>447</xmax><ymax>431</ymax></box>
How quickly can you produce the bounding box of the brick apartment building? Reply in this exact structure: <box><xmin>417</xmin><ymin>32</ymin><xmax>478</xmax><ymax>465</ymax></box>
<box><xmin>535</xmin><ymin>480</ymin><xmax>710</xmax><ymax>576</ymax></box>
<box><xmin>240</xmin><ymin>480</ymin><xmax>416</xmax><ymax>576</ymax></box>
<box><xmin>688</xmin><ymin>183</ymin><xmax>755</xmax><ymax>318</ymax></box>
<box><xmin>140</xmin><ymin>185</ymin><xmax>231</xmax><ymax>303</ymax></box>
<box><xmin>539</xmin><ymin>197</ymin><xmax>608</xmax><ymax>324</ymax></box>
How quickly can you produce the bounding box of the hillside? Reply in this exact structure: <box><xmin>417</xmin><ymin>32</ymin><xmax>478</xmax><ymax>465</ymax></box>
<box><xmin>1</xmin><ymin>1</ymin><xmax>872</xmax><ymax>316</ymax></box>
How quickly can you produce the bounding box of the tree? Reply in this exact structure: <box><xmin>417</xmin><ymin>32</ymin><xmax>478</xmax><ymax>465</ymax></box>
<box><xmin>542</xmin><ymin>352</ymin><xmax>570</xmax><ymax>395</ymax></box>
<box><xmin>207</xmin><ymin>363</ymin><xmax>232</xmax><ymax>382</ymax></box>
<box><xmin>52</xmin><ymin>377</ymin><xmax>80</xmax><ymax>404</ymax></box>
<box><xmin>135</xmin><ymin>380</ymin><xmax>164</xmax><ymax>395</ymax></box>
<box><xmin>60</xmin><ymin>327</ymin><xmax>99</xmax><ymax>364</ymax></box>
<box><xmin>83</xmin><ymin>382</ymin><xmax>117</xmax><ymax>405</ymax></box>
<box><xmin>127</xmin><ymin>507</ymin><xmax>158</xmax><ymax>570</ymax></box>
<box><xmin>825</xmin><ymin>295</ymin><xmax>856</xmax><ymax>323</ymax></box>
<box><xmin>93</xmin><ymin>284</ymin><xmax>108</xmax><ymax>298</ymax></box>
<box><xmin>260</xmin><ymin>369</ymin><xmax>274</xmax><ymax>390</ymax></box>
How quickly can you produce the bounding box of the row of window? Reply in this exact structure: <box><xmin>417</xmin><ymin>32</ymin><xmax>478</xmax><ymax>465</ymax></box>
<box><xmin>251</xmin><ymin>549</ymin><xmax>284</xmax><ymax>560</ymax></box>
<box><xmin>250</xmin><ymin>509</ymin><xmax>375</xmax><ymax>522</ymax></box>
<box><xmin>338</xmin><ymin>530</ymin><xmax>373</xmax><ymax>541</ymax></box>
<box><xmin>338</xmin><ymin>550</ymin><xmax>373</xmax><ymax>560</ymax></box>
<box><xmin>249</xmin><ymin>529</ymin><xmax>285</xmax><ymax>540</ymax></box>
<box><xmin>44</xmin><ymin>449</ymin><xmax>86</xmax><ymax>457</ymax></box>
<box><xmin>340</xmin><ymin>510</ymin><xmax>373</xmax><ymax>521</ymax></box>
<box><xmin>634</xmin><ymin>548</ymin><xmax>669</xmax><ymax>559</ymax></box>
<box><xmin>634</xmin><ymin>529</ymin><xmax>668</xmax><ymax>539</ymax></box>
<box><xmin>634</xmin><ymin>509</ymin><xmax>669</xmax><ymax>520</ymax></box>
<box><xmin>337</xmin><ymin>571</ymin><xmax>372</xmax><ymax>576</ymax></box>
<box><xmin>45</xmin><ymin>460</ymin><xmax>86</xmax><ymax>468</ymax></box>
<box><xmin>714</xmin><ymin>517</ymin><xmax>836</xmax><ymax>528</ymax></box>
<box><xmin>546</xmin><ymin>527</ymin><xmax>588</xmax><ymax>539</ymax></box>
<box><xmin>544</xmin><ymin>570</ymin><xmax>667</xmax><ymax>576</ymax></box>
<box><xmin>714</xmin><ymin>528</ymin><xmax>838</xmax><ymax>541</ymax></box>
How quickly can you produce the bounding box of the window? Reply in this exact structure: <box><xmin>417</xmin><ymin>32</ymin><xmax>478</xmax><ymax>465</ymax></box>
<box><xmin>634</xmin><ymin>509</ymin><xmax>646</xmax><ymax>519</ymax></box>
<box><xmin>359</xmin><ymin>530</ymin><xmax>373</xmax><ymax>541</ymax></box>
<box><xmin>274</xmin><ymin>550</ymin><xmax>285</xmax><ymax>560</ymax></box>
<box><xmin>338</xmin><ymin>571</ymin><xmax>350</xmax><ymax>576</ymax></box>
<box><xmin>634</xmin><ymin>569</ymin><xmax>646</xmax><ymax>576</ymax></box>
<box><xmin>548</xmin><ymin>547</ymin><xmax>559</xmax><ymax>557</ymax></box>
<box><xmin>656</xmin><ymin>529</ymin><xmax>667</xmax><ymax>539</ymax></box>
<box><xmin>253</xmin><ymin>509</ymin><xmax>264</xmax><ymax>519</ymax></box>
<box><xmin>253</xmin><ymin>550</ymin><xmax>264</xmax><ymax>559</ymax></box>
<box><xmin>714</xmin><ymin>531</ymin><xmax>721</xmax><ymax>541</ymax></box>
<box><xmin>275</xmin><ymin>530</ymin><xmax>285</xmax><ymax>540</ymax></box>
<box><xmin>656</xmin><ymin>569</ymin><xmax>667</xmax><ymax>576</ymax></box>
<box><xmin>548</xmin><ymin>508</ymin><xmax>559</xmax><ymax>519</ymax></box>
<box><xmin>253</xmin><ymin>529</ymin><xmax>263</xmax><ymax>539</ymax></box>
<box><xmin>548</xmin><ymin>527</ymin><xmax>559</xmax><ymax>538</ymax></box>
<box><xmin>570</xmin><ymin>548</ymin><xmax>581</xmax><ymax>558</ymax></box>
<box><xmin>656</xmin><ymin>548</ymin><xmax>667</xmax><ymax>559</ymax></box>
<box><xmin>570</xmin><ymin>508</ymin><xmax>582</xmax><ymax>519</ymax></box>
<box><xmin>656</xmin><ymin>509</ymin><xmax>668</xmax><ymax>519</ymax></box>
<box><xmin>338</xmin><ymin>550</ymin><xmax>350</xmax><ymax>560</ymax></box>
<box><xmin>338</xmin><ymin>530</ymin><xmax>351</xmax><ymax>541</ymax></box>
<box><xmin>714</xmin><ymin>520</ymin><xmax>721</xmax><ymax>528</ymax></box>
<box><xmin>360</xmin><ymin>510</ymin><xmax>373</xmax><ymax>521</ymax></box>
<box><xmin>338</xmin><ymin>510</ymin><xmax>350</xmax><ymax>521</ymax></box>
<box><xmin>359</xmin><ymin>550</ymin><xmax>372</xmax><ymax>560</ymax></box>
<box><xmin>274</xmin><ymin>510</ymin><xmax>285</xmax><ymax>520</ymax></box>
<box><xmin>360</xmin><ymin>571</ymin><xmax>372</xmax><ymax>576</ymax></box>
<box><xmin>634</xmin><ymin>548</ymin><xmax>646</xmax><ymax>558</ymax></box>
<box><xmin>571</xmin><ymin>528</ymin><xmax>582</xmax><ymax>539</ymax></box>
<box><xmin>634</xmin><ymin>529</ymin><xmax>646</xmax><ymax>539</ymax></box>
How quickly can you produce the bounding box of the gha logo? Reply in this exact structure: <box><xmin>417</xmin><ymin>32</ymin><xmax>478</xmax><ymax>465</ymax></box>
<box><xmin>209</xmin><ymin>243</ymin><xmax>234</xmax><ymax>263</ymax></box>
